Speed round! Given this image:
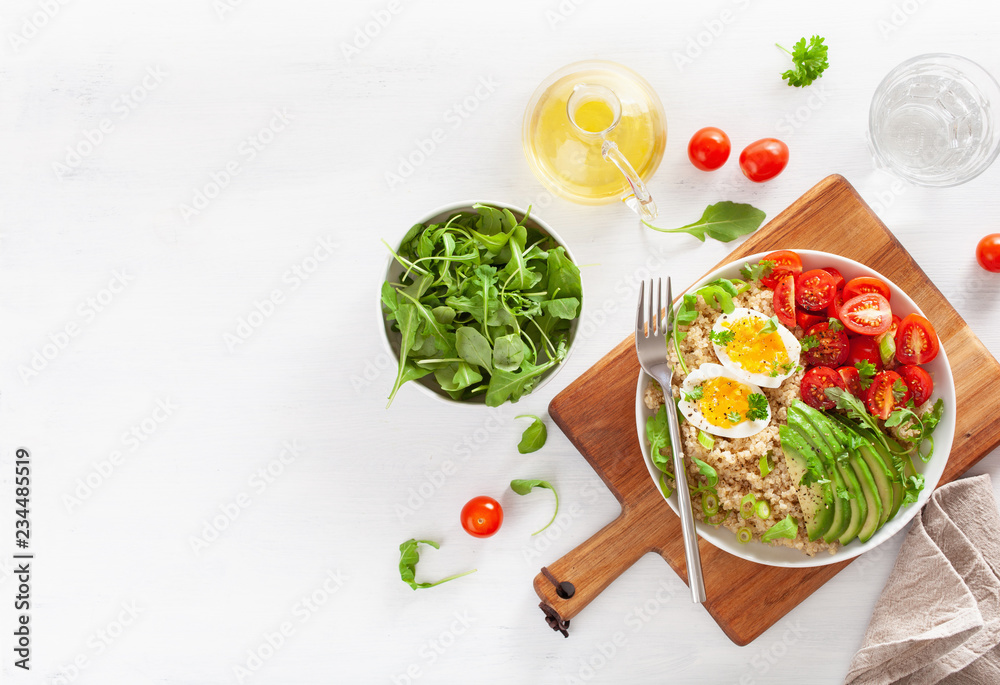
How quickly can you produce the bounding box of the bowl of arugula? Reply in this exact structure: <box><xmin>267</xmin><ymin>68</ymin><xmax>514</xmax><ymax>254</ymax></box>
<box><xmin>380</xmin><ymin>201</ymin><xmax>583</xmax><ymax>407</ymax></box>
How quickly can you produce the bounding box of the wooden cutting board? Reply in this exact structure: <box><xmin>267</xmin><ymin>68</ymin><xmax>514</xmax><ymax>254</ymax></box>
<box><xmin>533</xmin><ymin>174</ymin><xmax>1000</xmax><ymax>646</ymax></box>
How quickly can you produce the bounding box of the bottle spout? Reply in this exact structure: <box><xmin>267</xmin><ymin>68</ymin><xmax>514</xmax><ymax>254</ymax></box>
<box><xmin>602</xmin><ymin>140</ymin><xmax>658</xmax><ymax>222</ymax></box>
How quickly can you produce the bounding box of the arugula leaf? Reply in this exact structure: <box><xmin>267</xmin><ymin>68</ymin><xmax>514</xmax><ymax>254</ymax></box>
<box><xmin>541</xmin><ymin>297</ymin><xmax>580</xmax><ymax>320</ymax></box>
<box><xmin>484</xmin><ymin>358</ymin><xmax>559</xmax><ymax>407</ymax></box>
<box><xmin>746</xmin><ymin>393</ymin><xmax>769</xmax><ymax>421</ymax></box>
<box><xmin>492</xmin><ymin>334</ymin><xmax>525</xmax><ymax>372</ymax></box>
<box><xmin>709</xmin><ymin>329</ymin><xmax>735</xmax><ymax>346</ymax></box>
<box><xmin>777</xmin><ymin>35</ymin><xmax>829</xmax><ymax>87</ymax></box>
<box><xmin>515</xmin><ymin>414</ymin><xmax>547</xmax><ymax>454</ymax></box>
<box><xmin>756</xmin><ymin>316</ymin><xmax>779</xmax><ymax>338</ymax></box>
<box><xmin>646</xmin><ymin>404</ymin><xmax>674</xmax><ymax>477</ymax></box>
<box><xmin>740</xmin><ymin>260</ymin><xmax>774</xmax><ymax>283</ymax></box>
<box><xmin>761</xmin><ymin>515</ymin><xmax>798</xmax><ymax>542</ymax></box>
<box><xmin>692</xmin><ymin>456</ymin><xmax>719</xmax><ymax>487</ymax></box>
<box><xmin>398</xmin><ymin>539</ymin><xmax>477</xmax><ymax>590</ymax></box>
<box><xmin>509</xmin><ymin>479</ymin><xmax>559</xmax><ymax>535</ymax></box>
<box><xmin>455</xmin><ymin>326</ymin><xmax>493</xmax><ymax>371</ymax></box>
<box><xmin>643</xmin><ymin>201</ymin><xmax>766</xmax><ymax>242</ymax></box>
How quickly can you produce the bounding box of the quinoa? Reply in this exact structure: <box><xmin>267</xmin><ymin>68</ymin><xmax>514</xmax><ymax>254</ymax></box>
<box><xmin>644</xmin><ymin>281</ymin><xmax>838</xmax><ymax>556</ymax></box>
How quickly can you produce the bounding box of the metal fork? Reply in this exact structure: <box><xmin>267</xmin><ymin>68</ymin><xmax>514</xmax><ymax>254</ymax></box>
<box><xmin>635</xmin><ymin>277</ymin><xmax>706</xmax><ymax>604</ymax></box>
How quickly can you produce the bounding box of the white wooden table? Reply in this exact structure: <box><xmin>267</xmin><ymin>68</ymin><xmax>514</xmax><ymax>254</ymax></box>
<box><xmin>2</xmin><ymin>0</ymin><xmax>1000</xmax><ymax>682</ymax></box>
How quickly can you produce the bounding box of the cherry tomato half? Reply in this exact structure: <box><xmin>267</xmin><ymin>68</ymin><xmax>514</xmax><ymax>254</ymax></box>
<box><xmin>461</xmin><ymin>496</ymin><xmax>503</xmax><ymax>538</ymax></box>
<box><xmin>820</xmin><ymin>267</ymin><xmax>845</xmax><ymax>292</ymax></box>
<box><xmin>895</xmin><ymin>314</ymin><xmax>940</xmax><ymax>365</ymax></box>
<box><xmin>739</xmin><ymin>138</ymin><xmax>789</xmax><ymax>183</ymax></box>
<box><xmin>803</xmin><ymin>321</ymin><xmax>850</xmax><ymax>368</ymax></box>
<box><xmin>836</xmin><ymin>366</ymin><xmax>863</xmax><ymax>398</ymax></box>
<box><xmin>867</xmin><ymin>370</ymin><xmax>905</xmax><ymax>420</ymax></box>
<box><xmin>796</xmin><ymin>269</ymin><xmax>838</xmax><ymax>311</ymax></box>
<box><xmin>976</xmin><ymin>234</ymin><xmax>1000</xmax><ymax>272</ymax></box>
<box><xmin>760</xmin><ymin>250</ymin><xmax>803</xmax><ymax>289</ymax></box>
<box><xmin>773</xmin><ymin>274</ymin><xmax>796</xmax><ymax>327</ymax></box>
<box><xmin>898</xmin><ymin>365</ymin><xmax>934</xmax><ymax>406</ymax></box>
<box><xmin>827</xmin><ymin>290</ymin><xmax>845</xmax><ymax>322</ymax></box>
<box><xmin>796</xmin><ymin>310</ymin><xmax>826</xmax><ymax>330</ymax></box>
<box><xmin>843</xmin><ymin>276</ymin><xmax>891</xmax><ymax>302</ymax></box>
<box><xmin>801</xmin><ymin>366</ymin><xmax>845</xmax><ymax>410</ymax></box>
<box><xmin>845</xmin><ymin>336</ymin><xmax>883</xmax><ymax>371</ymax></box>
<box><xmin>840</xmin><ymin>293</ymin><xmax>892</xmax><ymax>336</ymax></box>
<box><xmin>688</xmin><ymin>127</ymin><xmax>731</xmax><ymax>171</ymax></box>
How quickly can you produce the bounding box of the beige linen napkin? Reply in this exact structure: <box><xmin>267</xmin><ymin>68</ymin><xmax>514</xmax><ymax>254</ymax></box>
<box><xmin>845</xmin><ymin>474</ymin><xmax>1000</xmax><ymax>685</ymax></box>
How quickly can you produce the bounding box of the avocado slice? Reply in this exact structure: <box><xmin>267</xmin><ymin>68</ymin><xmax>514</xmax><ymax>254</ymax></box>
<box><xmin>829</xmin><ymin>414</ymin><xmax>904</xmax><ymax>524</ymax></box>
<box><xmin>791</xmin><ymin>402</ymin><xmax>853</xmax><ymax>543</ymax></box>
<box><xmin>822</xmin><ymin>460</ymin><xmax>851</xmax><ymax>543</ymax></box>
<box><xmin>851</xmin><ymin>455</ymin><xmax>882</xmax><ymax>543</ymax></box>
<box><xmin>837</xmin><ymin>459</ymin><xmax>867</xmax><ymax>545</ymax></box>
<box><xmin>786</xmin><ymin>405</ymin><xmax>848</xmax><ymax>541</ymax></box>
<box><xmin>778</xmin><ymin>426</ymin><xmax>833</xmax><ymax>542</ymax></box>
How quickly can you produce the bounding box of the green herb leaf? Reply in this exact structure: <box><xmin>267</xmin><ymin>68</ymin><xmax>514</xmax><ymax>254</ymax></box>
<box><xmin>799</xmin><ymin>335</ymin><xmax>820</xmax><ymax>351</ymax></box>
<box><xmin>684</xmin><ymin>384</ymin><xmax>704</xmax><ymax>402</ymax></box>
<box><xmin>398</xmin><ymin>539</ymin><xmax>477</xmax><ymax>590</ymax></box>
<box><xmin>515</xmin><ymin>414</ymin><xmax>547</xmax><ymax>454</ymax></box>
<box><xmin>509</xmin><ymin>479</ymin><xmax>559</xmax><ymax>535</ymax></box>
<box><xmin>756</xmin><ymin>316</ymin><xmax>779</xmax><ymax>338</ymax></box>
<box><xmin>746</xmin><ymin>393</ymin><xmax>770</xmax><ymax>421</ymax></box>
<box><xmin>646</xmin><ymin>405</ymin><xmax>674</xmax><ymax>477</ymax></box>
<box><xmin>455</xmin><ymin>326</ymin><xmax>494</xmax><ymax>371</ymax></box>
<box><xmin>726</xmin><ymin>410</ymin><xmax>743</xmax><ymax>424</ymax></box>
<box><xmin>777</xmin><ymin>35</ymin><xmax>829</xmax><ymax>87</ymax></box>
<box><xmin>892</xmin><ymin>379</ymin><xmax>908</xmax><ymax>403</ymax></box>
<box><xmin>492</xmin><ymin>334</ymin><xmax>525</xmax><ymax>372</ymax></box>
<box><xmin>761</xmin><ymin>515</ymin><xmax>799</xmax><ymax>543</ymax></box>
<box><xmin>709</xmin><ymin>329</ymin><xmax>735</xmax><ymax>346</ymax></box>
<box><xmin>855</xmin><ymin>360</ymin><xmax>877</xmax><ymax>390</ymax></box>
<box><xmin>692</xmin><ymin>456</ymin><xmax>719</xmax><ymax>487</ymax></box>
<box><xmin>740</xmin><ymin>260</ymin><xmax>774</xmax><ymax>283</ymax></box>
<box><xmin>643</xmin><ymin>201</ymin><xmax>766</xmax><ymax>243</ymax></box>
<box><xmin>827</xmin><ymin>318</ymin><xmax>844</xmax><ymax>332</ymax></box>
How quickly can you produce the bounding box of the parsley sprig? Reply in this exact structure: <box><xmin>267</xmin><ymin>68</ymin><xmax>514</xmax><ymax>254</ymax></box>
<box><xmin>777</xmin><ymin>35</ymin><xmax>829</xmax><ymax>87</ymax></box>
<box><xmin>746</xmin><ymin>393</ymin><xmax>769</xmax><ymax>421</ymax></box>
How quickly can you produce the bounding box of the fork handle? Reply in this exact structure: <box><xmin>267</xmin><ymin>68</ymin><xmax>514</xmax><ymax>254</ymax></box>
<box><xmin>660</xmin><ymin>377</ymin><xmax>707</xmax><ymax>603</ymax></box>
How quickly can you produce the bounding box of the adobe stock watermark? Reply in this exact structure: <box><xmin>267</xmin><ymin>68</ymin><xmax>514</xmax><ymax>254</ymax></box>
<box><xmin>672</xmin><ymin>0</ymin><xmax>752</xmax><ymax>72</ymax></box>
<box><xmin>384</xmin><ymin>76</ymin><xmax>499</xmax><ymax>191</ymax></box>
<box><xmin>732</xmin><ymin>619</ymin><xmax>809</xmax><ymax>684</ymax></box>
<box><xmin>62</xmin><ymin>398</ymin><xmax>178</xmax><ymax>513</ymax></box>
<box><xmin>48</xmin><ymin>601</ymin><xmax>143</xmax><ymax>685</ymax></box>
<box><xmin>340</xmin><ymin>0</ymin><xmax>404</xmax><ymax>62</ymax></box>
<box><xmin>877</xmin><ymin>0</ymin><xmax>929</xmax><ymax>40</ymax></box>
<box><xmin>564</xmin><ymin>580</ymin><xmax>680</xmax><ymax>684</ymax></box>
<box><xmin>775</xmin><ymin>84</ymin><xmax>829</xmax><ymax>136</ymax></box>
<box><xmin>223</xmin><ymin>235</ymin><xmax>338</xmax><ymax>352</ymax></box>
<box><xmin>7</xmin><ymin>0</ymin><xmax>72</xmax><ymax>53</ymax></box>
<box><xmin>395</xmin><ymin>406</ymin><xmax>512</xmax><ymax>523</ymax></box>
<box><xmin>17</xmin><ymin>268</ymin><xmax>135</xmax><ymax>385</ymax></box>
<box><xmin>391</xmin><ymin>610</ymin><xmax>475</xmax><ymax>685</ymax></box>
<box><xmin>232</xmin><ymin>569</ymin><xmax>347</xmax><ymax>683</ymax></box>
<box><xmin>544</xmin><ymin>0</ymin><xmax>588</xmax><ymax>30</ymax></box>
<box><xmin>522</xmin><ymin>479</ymin><xmax>602</xmax><ymax>565</ymax></box>
<box><xmin>53</xmin><ymin>65</ymin><xmax>167</xmax><ymax>180</ymax></box>
<box><xmin>180</xmin><ymin>107</ymin><xmax>293</xmax><ymax>222</ymax></box>
<box><xmin>213</xmin><ymin>0</ymin><xmax>248</xmax><ymax>21</ymax></box>
<box><xmin>189</xmin><ymin>440</ymin><xmax>302</xmax><ymax>553</ymax></box>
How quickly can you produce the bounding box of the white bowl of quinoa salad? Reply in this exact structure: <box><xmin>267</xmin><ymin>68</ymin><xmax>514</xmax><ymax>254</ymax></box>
<box><xmin>635</xmin><ymin>250</ymin><xmax>956</xmax><ymax>568</ymax></box>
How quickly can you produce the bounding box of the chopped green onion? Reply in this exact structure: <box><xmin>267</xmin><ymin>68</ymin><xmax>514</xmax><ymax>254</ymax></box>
<box><xmin>737</xmin><ymin>527</ymin><xmax>753</xmax><ymax>544</ymax></box>
<box><xmin>878</xmin><ymin>332</ymin><xmax>896</xmax><ymax>367</ymax></box>
<box><xmin>759</xmin><ymin>451</ymin><xmax>774</xmax><ymax>477</ymax></box>
<box><xmin>702</xmin><ymin>491</ymin><xmax>719</xmax><ymax>517</ymax></box>
<box><xmin>740</xmin><ymin>493</ymin><xmax>756</xmax><ymax>520</ymax></box>
<box><xmin>697</xmin><ymin>430</ymin><xmax>714</xmax><ymax>450</ymax></box>
<box><xmin>756</xmin><ymin>500</ymin><xmax>771</xmax><ymax>519</ymax></box>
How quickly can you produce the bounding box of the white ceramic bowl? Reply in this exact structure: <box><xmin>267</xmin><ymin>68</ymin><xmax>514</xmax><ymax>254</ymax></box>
<box><xmin>635</xmin><ymin>249</ymin><xmax>956</xmax><ymax>568</ymax></box>
<box><xmin>379</xmin><ymin>201</ymin><xmax>582</xmax><ymax>405</ymax></box>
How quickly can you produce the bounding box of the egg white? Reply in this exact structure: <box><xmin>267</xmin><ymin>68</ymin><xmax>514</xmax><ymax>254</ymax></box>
<box><xmin>711</xmin><ymin>308</ymin><xmax>801</xmax><ymax>389</ymax></box>
<box><xmin>678</xmin><ymin>363</ymin><xmax>771</xmax><ymax>439</ymax></box>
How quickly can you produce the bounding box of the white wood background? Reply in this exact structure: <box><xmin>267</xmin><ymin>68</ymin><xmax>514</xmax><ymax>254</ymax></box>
<box><xmin>2</xmin><ymin>0</ymin><xmax>1000</xmax><ymax>683</ymax></box>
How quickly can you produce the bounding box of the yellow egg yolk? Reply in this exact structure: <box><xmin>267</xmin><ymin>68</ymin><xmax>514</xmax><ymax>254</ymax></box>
<box><xmin>720</xmin><ymin>317</ymin><xmax>790</xmax><ymax>375</ymax></box>
<box><xmin>698</xmin><ymin>377</ymin><xmax>752</xmax><ymax>427</ymax></box>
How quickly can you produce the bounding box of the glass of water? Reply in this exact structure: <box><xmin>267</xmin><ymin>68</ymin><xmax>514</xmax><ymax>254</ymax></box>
<box><xmin>869</xmin><ymin>53</ymin><xmax>1000</xmax><ymax>186</ymax></box>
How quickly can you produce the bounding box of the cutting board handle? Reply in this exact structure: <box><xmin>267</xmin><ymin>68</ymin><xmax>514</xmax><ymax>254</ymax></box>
<box><xmin>533</xmin><ymin>498</ymin><xmax>673</xmax><ymax>636</ymax></box>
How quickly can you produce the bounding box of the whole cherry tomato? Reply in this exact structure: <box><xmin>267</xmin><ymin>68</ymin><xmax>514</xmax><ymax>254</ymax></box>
<box><xmin>688</xmin><ymin>127</ymin><xmax>731</xmax><ymax>171</ymax></box>
<box><xmin>739</xmin><ymin>138</ymin><xmax>789</xmax><ymax>183</ymax></box>
<box><xmin>976</xmin><ymin>234</ymin><xmax>1000</xmax><ymax>272</ymax></box>
<box><xmin>461</xmin><ymin>496</ymin><xmax>503</xmax><ymax>538</ymax></box>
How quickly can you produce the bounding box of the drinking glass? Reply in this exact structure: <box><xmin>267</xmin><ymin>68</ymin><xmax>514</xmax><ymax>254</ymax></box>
<box><xmin>868</xmin><ymin>53</ymin><xmax>1000</xmax><ymax>187</ymax></box>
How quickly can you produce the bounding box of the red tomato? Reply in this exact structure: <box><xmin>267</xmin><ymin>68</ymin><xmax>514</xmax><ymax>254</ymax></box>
<box><xmin>760</xmin><ymin>250</ymin><xmax>803</xmax><ymax>289</ymax></box>
<box><xmin>801</xmin><ymin>366</ymin><xmax>845</xmax><ymax>410</ymax></box>
<box><xmin>773</xmin><ymin>274</ymin><xmax>796</xmax><ymax>327</ymax></box>
<box><xmin>820</xmin><ymin>267</ymin><xmax>845</xmax><ymax>292</ymax></box>
<box><xmin>867</xmin><ymin>370</ymin><xmax>905</xmax><ymax>420</ymax></box>
<box><xmin>977</xmin><ymin>234</ymin><xmax>1000</xmax><ymax>272</ymax></box>
<box><xmin>845</xmin><ymin>336</ymin><xmax>883</xmax><ymax>371</ymax></box>
<box><xmin>843</xmin><ymin>276</ymin><xmax>891</xmax><ymax>302</ymax></box>
<box><xmin>836</xmin><ymin>366</ymin><xmax>863</xmax><ymax>398</ymax></box>
<box><xmin>461</xmin><ymin>496</ymin><xmax>503</xmax><ymax>538</ymax></box>
<box><xmin>840</xmin><ymin>293</ymin><xmax>892</xmax><ymax>336</ymax></box>
<box><xmin>898</xmin><ymin>365</ymin><xmax>934</xmax><ymax>406</ymax></box>
<box><xmin>796</xmin><ymin>269</ymin><xmax>838</xmax><ymax>311</ymax></box>
<box><xmin>688</xmin><ymin>127</ymin><xmax>731</xmax><ymax>171</ymax></box>
<box><xmin>803</xmin><ymin>321</ymin><xmax>850</xmax><ymax>367</ymax></box>
<box><xmin>739</xmin><ymin>138</ymin><xmax>789</xmax><ymax>183</ymax></box>
<box><xmin>827</xmin><ymin>290</ymin><xmax>845</xmax><ymax>321</ymax></box>
<box><xmin>895</xmin><ymin>314</ymin><xmax>940</xmax><ymax>365</ymax></box>
<box><xmin>796</xmin><ymin>310</ymin><xmax>826</xmax><ymax>330</ymax></box>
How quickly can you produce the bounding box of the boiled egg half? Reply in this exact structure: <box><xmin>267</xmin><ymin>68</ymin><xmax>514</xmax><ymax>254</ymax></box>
<box><xmin>711</xmin><ymin>308</ymin><xmax>801</xmax><ymax>389</ymax></box>
<box><xmin>678</xmin><ymin>363</ymin><xmax>771</xmax><ymax>439</ymax></box>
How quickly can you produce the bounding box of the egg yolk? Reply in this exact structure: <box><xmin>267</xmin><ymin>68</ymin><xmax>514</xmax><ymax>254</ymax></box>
<box><xmin>720</xmin><ymin>318</ymin><xmax>790</xmax><ymax>375</ymax></box>
<box><xmin>698</xmin><ymin>377</ymin><xmax>752</xmax><ymax>427</ymax></box>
